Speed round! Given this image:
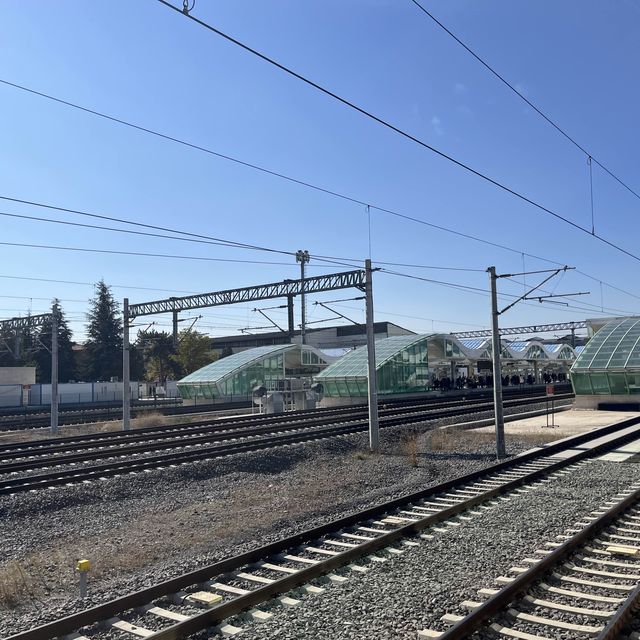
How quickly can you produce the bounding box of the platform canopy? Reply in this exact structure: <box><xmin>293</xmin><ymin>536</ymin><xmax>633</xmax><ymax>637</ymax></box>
<box><xmin>571</xmin><ymin>317</ymin><xmax>640</xmax><ymax>395</ymax></box>
<box><xmin>315</xmin><ymin>334</ymin><xmax>578</xmax><ymax>398</ymax></box>
<box><xmin>177</xmin><ymin>344</ymin><xmax>332</xmax><ymax>401</ymax></box>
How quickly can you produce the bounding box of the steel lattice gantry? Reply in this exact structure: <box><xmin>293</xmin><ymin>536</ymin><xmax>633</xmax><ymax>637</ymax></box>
<box><xmin>122</xmin><ymin>266</ymin><xmax>381</xmax><ymax>450</ymax></box>
<box><xmin>452</xmin><ymin>321</ymin><xmax>587</xmax><ymax>339</ymax></box>
<box><xmin>0</xmin><ymin>312</ymin><xmax>60</xmax><ymax>434</ymax></box>
<box><xmin>127</xmin><ymin>270</ymin><xmax>367</xmax><ymax>318</ymax></box>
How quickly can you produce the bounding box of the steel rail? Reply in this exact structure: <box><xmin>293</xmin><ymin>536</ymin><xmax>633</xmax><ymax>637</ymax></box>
<box><xmin>0</xmin><ymin>397</ymin><xmax>573</xmax><ymax>481</ymax></box>
<box><xmin>438</xmin><ymin>485</ymin><xmax>640</xmax><ymax>639</ymax></box>
<box><xmin>0</xmin><ymin>391</ymin><xmax>573</xmax><ymax>459</ymax></box>
<box><xmin>7</xmin><ymin>416</ymin><xmax>640</xmax><ymax>640</ymax></box>
<box><xmin>0</xmin><ymin>383</ymin><xmax>572</xmax><ymax>431</ymax></box>
<box><xmin>595</xmin><ymin>581</ymin><xmax>640</xmax><ymax>639</ymax></box>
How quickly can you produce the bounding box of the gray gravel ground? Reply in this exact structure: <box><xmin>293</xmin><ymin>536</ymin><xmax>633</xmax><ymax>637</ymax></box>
<box><xmin>0</xmin><ymin>410</ymin><xmax>596</xmax><ymax>636</ymax></box>
<box><xmin>234</xmin><ymin>460</ymin><xmax>640</xmax><ymax>640</ymax></box>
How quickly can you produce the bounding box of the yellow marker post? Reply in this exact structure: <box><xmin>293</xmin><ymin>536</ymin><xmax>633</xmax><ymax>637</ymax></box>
<box><xmin>76</xmin><ymin>559</ymin><xmax>90</xmax><ymax>598</ymax></box>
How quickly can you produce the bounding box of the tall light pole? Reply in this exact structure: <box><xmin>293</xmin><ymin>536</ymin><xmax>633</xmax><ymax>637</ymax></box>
<box><xmin>296</xmin><ymin>250</ymin><xmax>310</xmax><ymax>344</ymax></box>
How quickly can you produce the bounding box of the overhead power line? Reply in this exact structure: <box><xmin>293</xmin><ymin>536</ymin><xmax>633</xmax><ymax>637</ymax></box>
<box><xmin>157</xmin><ymin>0</ymin><xmax>640</xmax><ymax>264</ymax></box>
<box><xmin>0</xmin><ymin>207</ymin><xmax>484</xmax><ymax>274</ymax></box>
<box><xmin>381</xmin><ymin>268</ymin><xmax>636</xmax><ymax>318</ymax></box>
<box><xmin>3</xmin><ymin>81</ymin><xmax>640</xmax><ymax>301</ymax></box>
<box><xmin>409</xmin><ymin>0</ymin><xmax>640</xmax><ymax>205</ymax></box>
<box><xmin>0</xmin><ymin>240</ymin><xmax>336</xmax><ymax>266</ymax></box>
<box><xmin>3</xmin><ymin>76</ymin><xmax>637</xmax><ymax>298</ymax></box>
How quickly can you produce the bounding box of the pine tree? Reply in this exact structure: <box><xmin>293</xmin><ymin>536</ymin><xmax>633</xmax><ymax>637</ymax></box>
<box><xmin>33</xmin><ymin>300</ymin><xmax>76</xmax><ymax>383</ymax></box>
<box><xmin>82</xmin><ymin>281</ymin><xmax>123</xmax><ymax>381</ymax></box>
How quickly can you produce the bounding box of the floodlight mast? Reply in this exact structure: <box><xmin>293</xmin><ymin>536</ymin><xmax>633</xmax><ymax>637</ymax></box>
<box><xmin>296</xmin><ymin>250</ymin><xmax>310</xmax><ymax>344</ymax></box>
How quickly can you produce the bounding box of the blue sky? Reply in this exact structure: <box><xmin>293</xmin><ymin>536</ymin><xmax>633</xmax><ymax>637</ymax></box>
<box><xmin>1</xmin><ymin>0</ymin><xmax>640</xmax><ymax>341</ymax></box>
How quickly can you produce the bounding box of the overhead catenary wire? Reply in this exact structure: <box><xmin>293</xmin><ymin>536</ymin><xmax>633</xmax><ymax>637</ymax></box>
<box><xmin>2</xmin><ymin>87</ymin><xmax>638</xmax><ymax>315</ymax></box>
<box><xmin>156</xmin><ymin>0</ymin><xmax>640</xmax><ymax>265</ymax></box>
<box><xmin>381</xmin><ymin>268</ymin><xmax>637</xmax><ymax>318</ymax></box>
<box><xmin>0</xmin><ymin>207</ymin><xmax>486</xmax><ymax>274</ymax></box>
<box><xmin>409</xmin><ymin>0</ymin><xmax>640</xmax><ymax>206</ymax></box>
<box><xmin>5</xmin><ymin>191</ymin><xmax>640</xmax><ymax>305</ymax></box>
<box><xmin>2</xmin><ymin>82</ymin><xmax>638</xmax><ymax>302</ymax></box>
<box><xmin>0</xmin><ymin>240</ymin><xmax>345</xmax><ymax>266</ymax></box>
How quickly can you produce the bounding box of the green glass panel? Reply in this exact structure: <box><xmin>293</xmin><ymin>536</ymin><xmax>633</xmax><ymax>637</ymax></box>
<box><xmin>590</xmin><ymin>373</ymin><xmax>610</xmax><ymax>394</ymax></box>
<box><xmin>627</xmin><ymin>374</ymin><xmax>640</xmax><ymax>394</ymax></box>
<box><xmin>608</xmin><ymin>373</ymin><xmax>628</xmax><ymax>395</ymax></box>
<box><xmin>571</xmin><ymin>373</ymin><xmax>591</xmax><ymax>395</ymax></box>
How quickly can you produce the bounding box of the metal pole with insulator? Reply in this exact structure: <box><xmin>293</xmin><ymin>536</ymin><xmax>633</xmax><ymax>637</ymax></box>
<box><xmin>123</xmin><ymin>298</ymin><xmax>131</xmax><ymax>431</ymax></box>
<box><xmin>488</xmin><ymin>266</ymin><xmax>506</xmax><ymax>459</ymax></box>
<box><xmin>51</xmin><ymin>308</ymin><xmax>59</xmax><ymax>436</ymax></box>
<box><xmin>365</xmin><ymin>259</ymin><xmax>379</xmax><ymax>452</ymax></box>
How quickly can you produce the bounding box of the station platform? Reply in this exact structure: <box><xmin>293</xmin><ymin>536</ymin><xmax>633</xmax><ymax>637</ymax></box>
<box><xmin>475</xmin><ymin>409</ymin><xmax>640</xmax><ymax>463</ymax></box>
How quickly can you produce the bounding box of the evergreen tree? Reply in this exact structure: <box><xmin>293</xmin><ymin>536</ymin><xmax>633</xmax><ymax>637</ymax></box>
<box><xmin>82</xmin><ymin>281</ymin><xmax>123</xmax><ymax>381</ymax></box>
<box><xmin>33</xmin><ymin>300</ymin><xmax>76</xmax><ymax>383</ymax></box>
<box><xmin>172</xmin><ymin>329</ymin><xmax>216</xmax><ymax>377</ymax></box>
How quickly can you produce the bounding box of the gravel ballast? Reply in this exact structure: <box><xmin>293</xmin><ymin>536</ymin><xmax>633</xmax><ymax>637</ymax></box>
<box><xmin>0</xmin><ymin>415</ymin><xmax>623</xmax><ymax>636</ymax></box>
<box><xmin>236</xmin><ymin>459</ymin><xmax>640</xmax><ymax>640</ymax></box>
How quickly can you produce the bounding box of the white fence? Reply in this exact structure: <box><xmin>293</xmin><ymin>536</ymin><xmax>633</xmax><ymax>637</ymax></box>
<box><xmin>33</xmin><ymin>382</ymin><xmax>139</xmax><ymax>406</ymax></box>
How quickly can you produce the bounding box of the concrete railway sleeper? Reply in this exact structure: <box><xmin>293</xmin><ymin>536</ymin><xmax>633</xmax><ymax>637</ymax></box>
<box><xmin>419</xmin><ymin>484</ymin><xmax>640</xmax><ymax>640</ymax></box>
<box><xmin>0</xmin><ymin>392</ymin><xmax>571</xmax><ymax>459</ymax></box>
<box><xmin>0</xmin><ymin>397</ymin><xmax>572</xmax><ymax>479</ymax></box>
<box><xmin>6</xmin><ymin>416</ymin><xmax>640</xmax><ymax>640</ymax></box>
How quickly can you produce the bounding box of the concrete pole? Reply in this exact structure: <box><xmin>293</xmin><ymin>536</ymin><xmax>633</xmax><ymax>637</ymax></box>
<box><xmin>123</xmin><ymin>298</ymin><xmax>131</xmax><ymax>431</ymax></box>
<box><xmin>172</xmin><ymin>309</ymin><xmax>179</xmax><ymax>347</ymax></box>
<box><xmin>488</xmin><ymin>267</ymin><xmax>506</xmax><ymax>459</ymax></box>
<box><xmin>365</xmin><ymin>259</ymin><xmax>379</xmax><ymax>452</ymax></box>
<box><xmin>51</xmin><ymin>309</ymin><xmax>59</xmax><ymax>436</ymax></box>
<box><xmin>287</xmin><ymin>295</ymin><xmax>295</xmax><ymax>338</ymax></box>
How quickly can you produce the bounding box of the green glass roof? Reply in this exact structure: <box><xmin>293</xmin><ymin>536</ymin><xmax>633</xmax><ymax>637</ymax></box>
<box><xmin>315</xmin><ymin>335</ymin><xmax>431</xmax><ymax>379</ymax></box>
<box><xmin>571</xmin><ymin>317</ymin><xmax>640</xmax><ymax>371</ymax></box>
<box><xmin>178</xmin><ymin>344</ymin><xmax>292</xmax><ymax>385</ymax></box>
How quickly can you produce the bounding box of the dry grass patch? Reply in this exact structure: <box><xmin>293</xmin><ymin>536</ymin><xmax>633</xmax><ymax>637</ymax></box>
<box><xmin>428</xmin><ymin>426</ymin><xmax>569</xmax><ymax>452</ymax></box>
<box><xmin>401</xmin><ymin>430</ymin><xmax>420</xmax><ymax>467</ymax></box>
<box><xmin>0</xmin><ymin>561</ymin><xmax>35</xmax><ymax>608</ymax></box>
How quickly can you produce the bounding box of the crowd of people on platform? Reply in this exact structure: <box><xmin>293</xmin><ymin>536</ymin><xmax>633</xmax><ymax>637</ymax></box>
<box><xmin>431</xmin><ymin>371</ymin><xmax>568</xmax><ymax>391</ymax></box>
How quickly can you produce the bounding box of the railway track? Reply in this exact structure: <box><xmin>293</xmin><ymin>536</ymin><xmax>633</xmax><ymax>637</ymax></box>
<box><xmin>0</xmin><ymin>394</ymin><xmax>572</xmax><ymax>495</ymax></box>
<box><xmin>421</xmin><ymin>484</ymin><xmax>640</xmax><ymax>639</ymax></box>
<box><xmin>6</xmin><ymin>415</ymin><xmax>640</xmax><ymax>640</ymax></box>
<box><xmin>0</xmin><ymin>384</ymin><xmax>571</xmax><ymax>430</ymax></box>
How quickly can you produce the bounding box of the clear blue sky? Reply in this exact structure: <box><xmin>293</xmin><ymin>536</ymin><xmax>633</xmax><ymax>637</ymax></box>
<box><xmin>1</xmin><ymin>0</ymin><xmax>639</xmax><ymax>341</ymax></box>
